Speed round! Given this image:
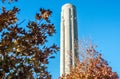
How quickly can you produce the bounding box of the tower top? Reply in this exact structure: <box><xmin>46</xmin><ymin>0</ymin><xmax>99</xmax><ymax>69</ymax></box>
<box><xmin>62</xmin><ymin>3</ymin><xmax>75</xmax><ymax>10</ymax></box>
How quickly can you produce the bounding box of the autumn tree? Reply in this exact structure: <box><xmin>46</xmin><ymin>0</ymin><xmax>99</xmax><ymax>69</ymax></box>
<box><xmin>0</xmin><ymin>0</ymin><xmax>59</xmax><ymax>79</ymax></box>
<box><xmin>60</xmin><ymin>39</ymin><xmax>119</xmax><ymax>79</ymax></box>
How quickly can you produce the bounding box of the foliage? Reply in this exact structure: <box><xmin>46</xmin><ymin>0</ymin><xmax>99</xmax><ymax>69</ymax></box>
<box><xmin>2</xmin><ymin>0</ymin><xmax>18</xmax><ymax>3</ymax></box>
<box><xmin>60</xmin><ymin>40</ymin><xmax>119</xmax><ymax>79</ymax></box>
<box><xmin>0</xmin><ymin>1</ymin><xmax>59</xmax><ymax>79</ymax></box>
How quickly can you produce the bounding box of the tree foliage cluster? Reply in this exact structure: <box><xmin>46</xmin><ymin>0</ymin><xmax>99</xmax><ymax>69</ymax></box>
<box><xmin>0</xmin><ymin>0</ymin><xmax>59</xmax><ymax>79</ymax></box>
<box><xmin>60</xmin><ymin>40</ymin><xmax>119</xmax><ymax>79</ymax></box>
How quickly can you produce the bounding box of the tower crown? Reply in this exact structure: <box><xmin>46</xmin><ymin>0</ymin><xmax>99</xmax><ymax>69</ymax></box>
<box><xmin>62</xmin><ymin>3</ymin><xmax>75</xmax><ymax>10</ymax></box>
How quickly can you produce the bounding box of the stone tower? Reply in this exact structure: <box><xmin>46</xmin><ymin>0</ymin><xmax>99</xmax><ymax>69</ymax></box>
<box><xmin>60</xmin><ymin>3</ymin><xmax>78</xmax><ymax>76</ymax></box>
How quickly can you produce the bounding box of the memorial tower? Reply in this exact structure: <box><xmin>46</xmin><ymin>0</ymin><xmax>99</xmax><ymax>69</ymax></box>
<box><xmin>60</xmin><ymin>3</ymin><xmax>78</xmax><ymax>76</ymax></box>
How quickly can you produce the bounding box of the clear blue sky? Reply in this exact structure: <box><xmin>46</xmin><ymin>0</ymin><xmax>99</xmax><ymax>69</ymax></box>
<box><xmin>1</xmin><ymin>0</ymin><xmax>120</xmax><ymax>79</ymax></box>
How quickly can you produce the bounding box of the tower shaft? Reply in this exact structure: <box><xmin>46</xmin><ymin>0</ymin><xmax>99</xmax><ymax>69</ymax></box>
<box><xmin>60</xmin><ymin>3</ymin><xmax>78</xmax><ymax>76</ymax></box>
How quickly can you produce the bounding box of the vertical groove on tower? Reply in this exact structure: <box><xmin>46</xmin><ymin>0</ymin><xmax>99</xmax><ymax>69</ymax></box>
<box><xmin>60</xmin><ymin>3</ymin><xmax>78</xmax><ymax>77</ymax></box>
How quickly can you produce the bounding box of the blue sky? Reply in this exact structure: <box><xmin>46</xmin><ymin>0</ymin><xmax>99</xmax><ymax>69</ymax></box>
<box><xmin>1</xmin><ymin>0</ymin><xmax>120</xmax><ymax>79</ymax></box>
